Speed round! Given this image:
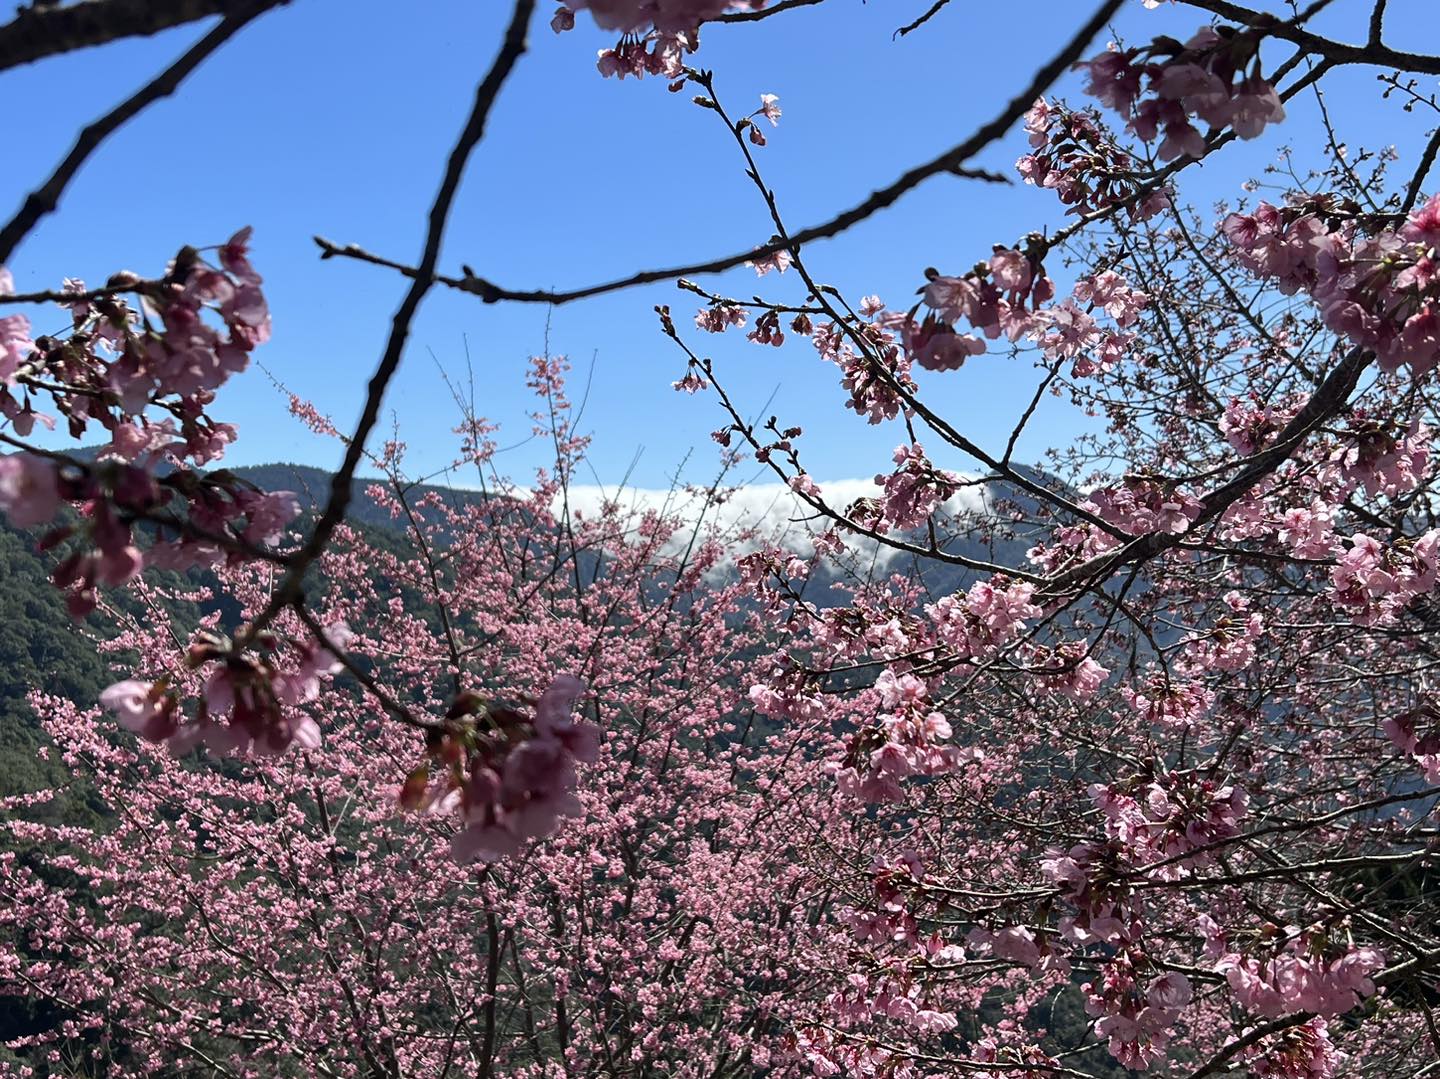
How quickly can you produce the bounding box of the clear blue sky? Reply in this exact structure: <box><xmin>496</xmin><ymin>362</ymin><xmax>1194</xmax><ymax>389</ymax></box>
<box><xmin>3</xmin><ymin>0</ymin><xmax>1434</xmax><ymax>488</ymax></box>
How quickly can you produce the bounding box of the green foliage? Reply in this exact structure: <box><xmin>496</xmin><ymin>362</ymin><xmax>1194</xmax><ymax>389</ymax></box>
<box><xmin>0</xmin><ymin>520</ymin><xmax>108</xmax><ymax>822</ymax></box>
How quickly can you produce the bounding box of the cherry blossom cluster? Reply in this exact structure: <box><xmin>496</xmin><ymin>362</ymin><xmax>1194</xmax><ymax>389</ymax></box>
<box><xmin>101</xmin><ymin>623</ymin><xmax>351</xmax><ymax>756</ymax></box>
<box><xmin>1025</xmin><ymin>518</ymin><xmax>1116</xmax><ymax>574</ymax></box>
<box><xmin>1224</xmin><ymin>195</ymin><xmax>1440</xmax><ymax>376</ymax></box>
<box><xmin>803</xmin><ymin>592</ymin><xmax>923</xmax><ymax>666</ymax></box>
<box><xmin>807</xmin><ymin>883</ymin><xmax>971</xmax><ymax>1076</ymax></box>
<box><xmin>1086</xmin><ymin>475</ymin><xmax>1202</xmax><ymax>536</ymax></box>
<box><xmin>1274</xmin><ymin>498</ymin><xmax>1340</xmax><ymax>559</ymax></box>
<box><xmin>1091</xmin><ymin>770</ymin><xmax>1248</xmax><ymax>869</ymax></box>
<box><xmin>551</xmin><ymin>0</ymin><xmax>764</xmax><ymax>79</ymax></box>
<box><xmin>926</xmin><ymin>575</ymin><xmax>1041</xmax><ymax>661</ymax></box>
<box><xmin>557</xmin><ymin>0</ymin><xmax>759</xmax><ymax>34</ymax></box>
<box><xmin>1244</xmin><ymin>1018</ymin><xmax>1342</xmax><ymax>1079</ymax></box>
<box><xmin>1381</xmin><ymin>708</ymin><xmax>1440</xmax><ymax>783</ymax></box>
<box><xmin>1328</xmin><ymin>416</ymin><xmax>1430</xmax><ymax>498</ymax></box>
<box><xmin>1199</xmin><ymin>915</ymin><xmax>1385</xmax><ymax>1019</ymax></box>
<box><xmin>913</xmin><ymin>254</ymin><xmax>1148</xmax><ymax>381</ymax></box>
<box><xmin>850</xmin><ymin>848</ymin><xmax>926</xmax><ymax>936</ymax></box>
<box><xmin>1082</xmin><ymin>953</ymin><xmax>1192</xmax><ymax>1069</ymax></box>
<box><xmin>1040</xmin><ymin>840</ymin><xmax>1137</xmax><ymax>947</ymax></box>
<box><xmin>0</xmin><ymin>453</ymin><xmax>301</xmax><ymax>615</ymax></box>
<box><xmin>966</xmin><ymin>922</ymin><xmax>1053</xmax><ymax>971</ymax></box>
<box><xmin>822</xmin><ymin>968</ymin><xmax>959</xmax><ymax>1037</ymax></box>
<box><xmin>810</xmin><ymin>313</ymin><xmax>917</xmax><ymax>423</ymax></box>
<box><xmin>1035</xmin><ymin>776</ymin><xmax>1246</xmax><ymax>975</ymax></box>
<box><xmin>1077</xmin><ymin>24</ymin><xmax>1285</xmax><ymax>161</ymax></box>
<box><xmin>0</xmin><ymin>236</ymin><xmax>307</xmax><ymax>617</ymax></box>
<box><xmin>1017</xmin><ymin>97</ymin><xmax>1171</xmax><ymax>219</ymax></box>
<box><xmin>1220</xmin><ymin>391</ymin><xmax>1304</xmax><ymax>455</ymax></box>
<box><xmin>694</xmin><ymin>300</ymin><xmax>747</xmax><ymax>333</ymax></box>
<box><xmin>918</xmin><ymin>248</ymin><xmax>1052</xmax><ymax>357</ymax></box>
<box><xmin>864</xmin><ymin>442</ymin><xmax>962</xmax><ymax>532</ymax></box>
<box><xmin>736</xmin><ymin>543</ymin><xmax>810</xmax><ymax>600</ymax></box>
<box><xmin>1</xmin><ymin>234</ymin><xmax>264</xmax><ymax>441</ymax></box>
<box><xmin>594</xmin><ymin>28</ymin><xmax>695</xmax><ymax>79</ymax></box>
<box><xmin>835</xmin><ymin>670</ymin><xmax>959</xmax><ymax>803</ymax></box>
<box><xmin>827</xmin><ymin>864</ymin><xmax>961</xmax><ymax>1034</ymax></box>
<box><xmin>1054</xmin><ymin>271</ymin><xmax>1149</xmax><ymax>378</ymax></box>
<box><xmin>747</xmin><ymin>662</ymin><xmax>826</xmax><ymax>724</ymax></box>
<box><xmin>1122</xmin><ymin>674</ymin><xmax>1215</xmax><ymax>731</ymax></box>
<box><xmin>0</xmin><ymin>269</ymin><xmax>34</xmax><ymax>399</ymax></box>
<box><xmin>794</xmin><ymin>1028</ymin><xmax>902</xmax><ymax>1079</ymax></box>
<box><xmin>1028</xmin><ymin>640</ymin><xmax>1110</xmax><ymax>700</ymax></box>
<box><xmin>1178</xmin><ymin>589</ymin><xmax>1265</xmax><ymax>673</ymax></box>
<box><xmin>969</xmin><ymin>1039</ymin><xmax>1062</xmax><ymax>1079</ymax></box>
<box><xmin>407</xmin><ymin>674</ymin><xmax>600</xmax><ymax>862</ymax></box>
<box><xmin>1329</xmin><ymin>529</ymin><xmax>1440</xmax><ymax>625</ymax></box>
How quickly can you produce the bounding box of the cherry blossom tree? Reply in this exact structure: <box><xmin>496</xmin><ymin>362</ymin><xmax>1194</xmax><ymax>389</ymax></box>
<box><xmin>2</xmin><ymin>0</ymin><xmax>1440</xmax><ymax>1076</ymax></box>
<box><xmin>642</xmin><ymin>4</ymin><xmax>1440</xmax><ymax>1074</ymax></box>
<box><xmin>1</xmin><ymin>361</ymin><xmax>852</xmax><ymax>1076</ymax></box>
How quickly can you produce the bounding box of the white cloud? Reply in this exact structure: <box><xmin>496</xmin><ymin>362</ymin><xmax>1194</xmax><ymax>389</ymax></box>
<box><xmin>550</xmin><ymin>476</ymin><xmax>987</xmax><ymax>567</ymax></box>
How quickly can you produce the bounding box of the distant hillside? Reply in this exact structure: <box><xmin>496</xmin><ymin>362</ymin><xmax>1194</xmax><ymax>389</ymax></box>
<box><xmin>0</xmin><ymin>520</ymin><xmax>110</xmax><ymax>817</ymax></box>
<box><xmin>0</xmin><ymin>456</ymin><xmax>1072</xmax><ymax>804</ymax></box>
<box><xmin>227</xmin><ymin>462</ymin><xmax>490</xmax><ymax>531</ymax></box>
<box><xmin>236</xmin><ymin>460</ymin><xmax>1076</xmax><ymax>609</ymax></box>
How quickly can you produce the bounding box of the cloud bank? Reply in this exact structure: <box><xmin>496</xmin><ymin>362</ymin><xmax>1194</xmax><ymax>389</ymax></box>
<box><xmin>552</xmin><ymin>476</ymin><xmax>988</xmax><ymax>565</ymax></box>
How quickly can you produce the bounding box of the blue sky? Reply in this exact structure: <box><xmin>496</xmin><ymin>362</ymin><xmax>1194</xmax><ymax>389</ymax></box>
<box><xmin>3</xmin><ymin>0</ymin><xmax>1435</xmax><ymax>490</ymax></box>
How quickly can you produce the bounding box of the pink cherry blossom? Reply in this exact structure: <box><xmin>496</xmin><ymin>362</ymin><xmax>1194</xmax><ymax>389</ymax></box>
<box><xmin>0</xmin><ymin>452</ymin><xmax>60</xmax><ymax>528</ymax></box>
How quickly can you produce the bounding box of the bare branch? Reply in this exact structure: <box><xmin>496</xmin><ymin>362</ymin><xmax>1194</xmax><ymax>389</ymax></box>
<box><xmin>1368</xmin><ymin>0</ymin><xmax>1390</xmax><ymax>46</ymax></box>
<box><xmin>247</xmin><ymin>0</ymin><xmax>538</xmax><ymax>639</ymax></box>
<box><xmin>0</xmin><ymin>0</ymin><xmax>288</xmax><ymax>264</ymax></box>
<box><xmin>319</xmin><ymin>0</ymin><xmax>1126</xmax><ymax>307</ymax></box>
<box><xmin>1403</xmin><ymin>126</ymin><xmax>1440</xmax><ymax>214</ymax></box>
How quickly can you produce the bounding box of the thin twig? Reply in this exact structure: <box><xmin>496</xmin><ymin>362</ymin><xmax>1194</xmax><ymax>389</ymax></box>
<box><xmin>894</xmin><ymin>0</ymin><xmax>951</xmax><ymax>39</ymax></box>
<box><xmin>318</xmin><ymin>0</ymin><xmax>1126</xmax><ymax>307</ymax></box>
<box><xmin>714</xmin><ymin>0</ymin><xmax>824</xmax><ymax>23</ymax></box>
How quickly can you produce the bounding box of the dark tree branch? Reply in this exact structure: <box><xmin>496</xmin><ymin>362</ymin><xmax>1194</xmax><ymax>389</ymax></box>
<box><xmin>0</xmin><ymin>0</ymin><xmax>257</xmax><ymax>73</ymax></box>
<box><xmin>1045</xmin><ymin>347</ymin><xmax>1372</xmax><ymax>598</ymax></box>
<box><xmin>894</xmin><ymin>0</ymin><xmax>952</xmax><ymax>39</ymax></box>
<box><xmin>714</xmin><ymin>0</ymin><xmax>824</xmax><ymax>23</ymax></box>
<box><xmin>1403</xmin><ymin>126</ymin><xmax>1440</xmax><ymax>214</ymax></box>
<box><xmin>0</xmin><ymin>0</ymin><xmax>288</xmax><ymax>265</ymax></box>
<box><xmin>246</xmin><ymin>0</ymin><xmax>538</xmax><ymax>639</ymax></box>
<box><xmin>1180</xmin><ymin>0</ymin><xmax>1440</xmax><ymax>74</ymax></box>
<box><xmin>1368</xmin><ymin>0</ymin><xmax>1390</xmax><ymax>45</ymax></box>
<box><xmin>1187</xmin><ymin>1014</ymin><xmax>1312</xmax><ymax>1078</ymax></box>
